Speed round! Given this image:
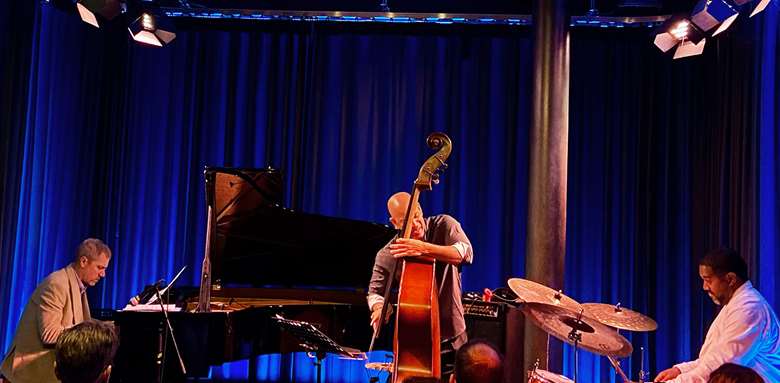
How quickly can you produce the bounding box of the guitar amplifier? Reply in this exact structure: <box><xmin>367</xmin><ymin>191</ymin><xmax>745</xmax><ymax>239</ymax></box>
<box><xmin>463</xmin><ymin>299</ymin><xmax>525</xmax><ymax>383</ymax></box>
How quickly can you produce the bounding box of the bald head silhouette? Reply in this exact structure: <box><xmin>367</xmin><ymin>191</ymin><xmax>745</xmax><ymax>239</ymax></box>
<box><xmin>387</xmin><ymin>192</ymin><xmax>425</xmax><ymax>239</ymax></box>
<box><xmin>451</xmin><ymin>340</ymin><xmax>503</xmax><ymax>383</ymax></box>
<box><xmin>387</xmin><ymin>192</ymin><xmax>421</xmax><ymax>222</ymax></box>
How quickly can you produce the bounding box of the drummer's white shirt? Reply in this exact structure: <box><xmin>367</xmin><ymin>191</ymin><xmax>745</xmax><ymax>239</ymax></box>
<box><xmin>671</xmin><ymin>281</ymin><xmax>780</xmax><ymax>383</ymax></box>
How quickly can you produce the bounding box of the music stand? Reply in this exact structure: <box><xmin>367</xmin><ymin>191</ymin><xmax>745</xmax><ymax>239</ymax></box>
<box><xmin>273</xmin><ymin>315</ymin><xmax>364</xmax><ymax>383</ymax></box>
<box><xmin>147</xmin><ymin>265</ymin><xmax>187</xmax><ymax>305</ymax></box>
<box><xmin>153</xmin><ymin>266</ymin><xmax>187</xmax><ymax>383</ymax></box>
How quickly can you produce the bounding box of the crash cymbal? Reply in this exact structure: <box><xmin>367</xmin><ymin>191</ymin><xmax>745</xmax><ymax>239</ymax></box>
<box><xmin>507</xmin><ymin>278</ymin><xmax>582</xmax><ymax>312</ymax></box>
<box><xmin>521</xmin><ymin>302</ymin><xmax>634</xmax><ymax>358</ymax></box>
<box><xmin>582</xmin><ymin>303</ymin><xmax>658</xmax><ymax>332</ymax></box>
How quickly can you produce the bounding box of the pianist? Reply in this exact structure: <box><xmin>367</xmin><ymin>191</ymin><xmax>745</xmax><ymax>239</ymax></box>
<box><xmin>367</xmin><ymin>191</ymin><xmax>474</xmax><ymax>374</ymax></box>
<box><xmin>0</xmin><ymin>238</ymin><xmax>112</xmax><ymax>383</ymax></box>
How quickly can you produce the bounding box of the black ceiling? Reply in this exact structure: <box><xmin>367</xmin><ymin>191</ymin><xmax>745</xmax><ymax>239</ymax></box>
<box><xmin>149</xmin><ymin>0</ymin><xmax>699</xmax><ymax>16</ymax></box>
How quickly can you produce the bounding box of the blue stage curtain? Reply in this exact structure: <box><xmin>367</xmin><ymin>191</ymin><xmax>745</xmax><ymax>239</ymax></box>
<box><xmin>757</xmin><ymin>5</ymin><xmax>780</xmax><ymax>314</ymax></box>
<box><xmin>0</xmin><ymin>3</ymin><xmax>774</xmax><ymax>382</ymax></box>
<box><xmin>565</xmin><ymin>25</ymin><xmax>761</xmax><ymax>381</ymax></box>
<box><xmin>0</xmin><ymin>6</ymin><xmax>534</xmax><ymax>381</ymax></box>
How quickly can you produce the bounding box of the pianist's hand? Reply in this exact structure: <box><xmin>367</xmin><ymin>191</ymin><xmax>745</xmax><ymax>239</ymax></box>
<box><xmin>654</xmin><ymin>367</ymin><xmax>681</xmax><ymax>382</ymax></box>
<box><xmin>370</xmin><ymin>303</ymin><xmax>393</xmax><ymax>333</ymax></box>
<box><xmin>389</xmin><ymin>238</ymin><xmax>431</xmax><ymax>258</ymax></box>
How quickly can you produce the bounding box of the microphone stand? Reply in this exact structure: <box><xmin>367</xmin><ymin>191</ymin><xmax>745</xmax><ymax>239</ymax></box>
<box><xmin>154</xmin><ymin>287</ymin><xmax>186</xmax><ymax>382</ymax></box>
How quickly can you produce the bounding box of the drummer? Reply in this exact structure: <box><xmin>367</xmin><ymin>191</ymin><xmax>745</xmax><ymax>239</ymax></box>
<box><xmin>654</xmin><ymin>247</ymin><xmax>780</xmax><ymax>382</ymax></box>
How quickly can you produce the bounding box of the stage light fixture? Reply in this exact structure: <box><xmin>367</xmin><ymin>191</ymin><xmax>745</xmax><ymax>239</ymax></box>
<box><xmin>729</xmin><ymin>0</ymin><xmax>771</xmax><ymax>18</ymax></box>
<box><xmin>75</xmin><ymin>0</ymin><xmax>123</xmax><ymax>28</ymax></box>
<box><xmin>654</xmin><ymin>14</ymin><xmax>706</xmax><ymax>58</ymax></box>
<box><xmin>128</xmin><ymin>12</ymin><xmax>176</xmax><ymax>47</ymax></box>
<box><xmin>673</xmin><ymin>39</ymin><xmax>707</xmax><ymax>59</ymax></box>
<box><xmin>691</xmin><ymin>0</ymin><xmax>739</xmax><ymax>36</ymax></box>
<box><xmin>750</xmin><ymin>0</ymin><xmax>771</xmax><ymax>17</ymax></box>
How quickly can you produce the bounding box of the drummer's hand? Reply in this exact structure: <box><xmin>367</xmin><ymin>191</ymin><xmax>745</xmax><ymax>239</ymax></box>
<box><xmin>654</xmin><ymin>367</ymin><xmax>681</xmax><ymax>382</ymax></box>
<box><xmin>389</xmin><ymin>238</ymin><xmax>430</xmax><ymax>258</ymax></box>
<box><xmin>370</xmin><ymin>303</ymin><xmax>393</xmax><ymax>332</ymax></box>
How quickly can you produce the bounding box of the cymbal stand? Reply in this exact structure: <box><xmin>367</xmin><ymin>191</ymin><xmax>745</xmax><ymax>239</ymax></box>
<box><xmin>606</xmin><ymin>355</ymin><xmax>631</xmax><ymax>383</ymax></box>
<box><xmin>546</xmin><ymin>333</ymin><xmax>551</xmax><ymax>369</ymax></box>
<box><xmin>566</xmin><ymin>310</ymin><xmax>585</xmax><ymax>383</ymax></box>
<box><xmin>639</xmin><ymin>346</ymin><xmax>647</xmax><ymax>383</ymax></box>
<box><xmin>606</xmin><ymin>326</ymin><xmax>631</xmax><ymax>383</ymax></box>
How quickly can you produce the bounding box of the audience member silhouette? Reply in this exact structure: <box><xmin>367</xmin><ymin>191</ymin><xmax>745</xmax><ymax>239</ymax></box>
<box><xmin>707</xmin><ymin>363</ymin><xmax>764</xmax><ymax>383</ymax></box>
<box><xmin>450</xmin><ymin>340</ymin><xmax>503</xmax><ymax>383</ymax></box>
<box><xmin>54</xmin><ymin>320</ymin><xmax>118</xmax><ymax>383</ymax></box>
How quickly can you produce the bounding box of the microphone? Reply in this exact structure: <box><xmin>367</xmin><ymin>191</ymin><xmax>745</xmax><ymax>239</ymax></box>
<box><xmin>129</xmin><ymin>279</ymin><xmax>165</xmax><ymax>306</ymax></box>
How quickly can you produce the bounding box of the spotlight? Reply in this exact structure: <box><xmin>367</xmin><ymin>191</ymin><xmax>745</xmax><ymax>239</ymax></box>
<box><xmin>654</xmin><ymin>14</ymin><xmax>706</xmax><ymax>58</ymax></box>
<box><xmin>128</xmin><ymin>12</ymin><xmax>176</xmax><ymax>47</ymax></box>
<box><xmin>691</xmin><ymin>0</ymin><xmax>739</xmax><ymax>36</ymax></box>
<box><xmin>670</xmin><ymin>19</ymin><xmax>691</xmax><ymax>39</ymax></box>
<box><xmin>75</xmin><ymin>0</ymin><xmax>124</xmax><ymax>28</ymax></box>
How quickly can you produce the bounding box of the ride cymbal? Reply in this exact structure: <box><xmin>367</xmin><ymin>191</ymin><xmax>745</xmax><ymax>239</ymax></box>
<box><xmin>582</xmin><ymin>303</ymin><xmax>658</xmax><ymax>332</ymax></box>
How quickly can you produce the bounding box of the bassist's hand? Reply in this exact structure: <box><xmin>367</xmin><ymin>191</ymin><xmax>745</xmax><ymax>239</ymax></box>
<box><xmin>389</xmin><ymin>238</ymin><xmax>431</xmax><ymax>258</ymax></box>
<box><xmin>370</xmin><ymin>303</ymin><xmax>393</xmax><ymax>333</ymax></box>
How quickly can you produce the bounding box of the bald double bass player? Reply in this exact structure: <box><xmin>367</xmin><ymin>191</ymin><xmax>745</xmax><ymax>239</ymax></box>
<box><xmin>367</xmin><ymin>191</ymin><xmax>474</xmax><ymax>379</ymax></box>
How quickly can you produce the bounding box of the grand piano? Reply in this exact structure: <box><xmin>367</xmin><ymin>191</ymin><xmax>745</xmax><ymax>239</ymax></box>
<box><xmin>111</xmin><ymin>167</ymin><xmax>397</xmax><ymax>382</ymax></box>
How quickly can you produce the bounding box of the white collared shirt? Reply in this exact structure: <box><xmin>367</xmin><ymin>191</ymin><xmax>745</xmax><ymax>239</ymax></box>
<box><xmin>671</xmin><ymin>281</ymin><xmax>780</xmax><ymax>382</ymax></box>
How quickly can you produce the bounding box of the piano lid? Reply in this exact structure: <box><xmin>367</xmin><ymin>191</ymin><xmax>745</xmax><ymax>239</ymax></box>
<box><xmin>204</xmin><ymin>167</ymin><xmax>397</xmax><ymax>291</ymax></box>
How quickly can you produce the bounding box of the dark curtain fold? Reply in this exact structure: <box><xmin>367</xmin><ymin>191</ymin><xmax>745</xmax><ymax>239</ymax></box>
<box><xmin>0</xmin><ymin>0</ymin><xmax>38</xmax><ymax>355</ymax></box>
<box><xmin>0</xmin><ymin>3</ymin><xmax>775</xmax><ymax>381</ymax></box>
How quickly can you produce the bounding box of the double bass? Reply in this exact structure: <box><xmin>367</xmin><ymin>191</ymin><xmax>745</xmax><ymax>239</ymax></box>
<box><xmin>370</xmin><ymin>132</ymin><xmax>452</xmax><ymax>382</ymax></box>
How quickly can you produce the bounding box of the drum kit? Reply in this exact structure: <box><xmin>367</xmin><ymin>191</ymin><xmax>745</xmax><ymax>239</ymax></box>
<box><xmin>365</xmin><ymin>277</ymin><xmax>658</xmax><ymax>382</ymax></box>
<box><xmin>508</xmin><ymin>277</ymin><xmax>657</xmax><ymax>383</ymax></box>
